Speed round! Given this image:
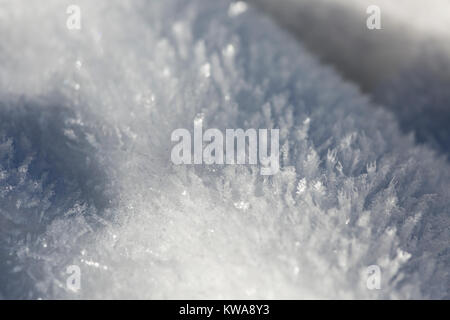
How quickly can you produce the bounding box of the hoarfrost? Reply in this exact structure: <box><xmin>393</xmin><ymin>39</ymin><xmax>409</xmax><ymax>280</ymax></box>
<box><xmin>0</xmin><ymin>0</ymin><xmax>448</xmax><ymax>299</ymax></box>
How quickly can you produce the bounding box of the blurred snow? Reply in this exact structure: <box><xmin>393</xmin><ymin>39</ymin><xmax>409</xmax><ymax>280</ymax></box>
<box><xmin>0</xmin><ymin>0</ymin><xmax>449</xmax><ymax>299</ymax></box>
<box><xmin>250</xmin><ymin>0</ymin><xmax>450</xmax><ymax>156</ymax></box>
<box><xmin>250</xmin><ymin>0</ymin><xmax>450</xmax><ymax>90</ymax></box>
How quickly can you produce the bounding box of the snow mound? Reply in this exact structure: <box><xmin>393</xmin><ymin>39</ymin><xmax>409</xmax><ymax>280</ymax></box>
<box><xmin>0</xmin><ymin>0</ymin><xmax>448</xmax><ymax>299</ymax></box>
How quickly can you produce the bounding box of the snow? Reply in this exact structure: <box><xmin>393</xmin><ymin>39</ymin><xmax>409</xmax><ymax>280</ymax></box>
<box><xmin>251</xmin><ymin>0</ymin><xmax>450</xmax><ymax>156</ymax></box>
<box><xmin>0</xmin><ymin>0</ymin><xmax>448</xmax><ymax>299</ymax></box>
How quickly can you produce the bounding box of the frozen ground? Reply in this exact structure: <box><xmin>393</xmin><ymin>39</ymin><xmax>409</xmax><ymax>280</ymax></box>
<box><xmin>0</xmin><ymin>0</ymin><xmax>449</xmax><ymax>299</ymax></box>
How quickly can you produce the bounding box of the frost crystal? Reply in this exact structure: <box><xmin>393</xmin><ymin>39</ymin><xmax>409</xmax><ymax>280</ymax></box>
<box><xmin>0</xmin><ymin>0</ymin><xmax>448</xmax><ymax>299</ymax></box>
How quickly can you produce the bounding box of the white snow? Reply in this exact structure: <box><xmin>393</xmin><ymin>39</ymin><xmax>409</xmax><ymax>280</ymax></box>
<box><xmin>251</xmin><ymin>0</ymin><xmax>450</xmax><ymax>155</ymax></box>
<box><xmin>0</xmin><ymin>0</ymin><xmax>448</xmax><ymax>299</ymax></box>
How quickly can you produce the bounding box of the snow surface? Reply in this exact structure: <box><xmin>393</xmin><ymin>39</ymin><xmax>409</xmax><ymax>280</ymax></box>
<box><xmin>0</xmin><ymin>0</ymin><xmax>448</xmax><ymax>299</ymax></box>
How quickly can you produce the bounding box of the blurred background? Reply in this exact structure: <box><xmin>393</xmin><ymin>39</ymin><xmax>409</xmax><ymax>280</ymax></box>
<box><xmin>249</xmin><ymin>0</ymin><xmax>450</xmax><ymax>156</ymax></box>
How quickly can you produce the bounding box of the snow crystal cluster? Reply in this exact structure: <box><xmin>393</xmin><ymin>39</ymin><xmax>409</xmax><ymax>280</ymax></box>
<box><xmin>0</xmin><ymin>0</ymin><xmax>448</xmax><ymax>299</ymax></box>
